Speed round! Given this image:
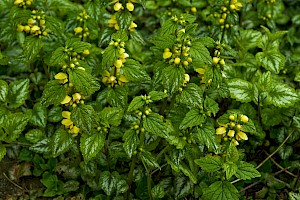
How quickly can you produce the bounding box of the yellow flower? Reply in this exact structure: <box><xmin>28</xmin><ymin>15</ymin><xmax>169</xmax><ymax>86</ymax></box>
<box><xmin>236</xmin><ymin>131</ymin><xmax>248</xmax><ymax>140</ymax></box>
<box><xmin>54</xmin><ymin>72</ymin><xmax>68</xmax><ymax>84</ymax></box>
<box><xmin>62</xmin><ymin>119</ymin><xmax>73</xmax><ymax>127</ymax></box>
<box><xmin>74</xmin><ymin>27</ymin><xmax>83</xmax><ymax>34</ymax></box>
<box><xmin>61</xmin><ymin>95</ymin><xmax>72</xmax><ymax>104</ymax></box>
<box><xmin>163</xmin><ymin>51</ymin><xmax>172</xmax><ymax>59</ymax></box>
<box><xmin>195</xmin><ymin>68</ymin><xmax>205</xmax><ymax>74</ymax></box>
<box><xmin>70</xmin><ymin>126</ymin><xmax>80</xmax><ymax>135</ymax></box>
<box><xmin>72</xmin><ymin>93</ymin><xmax>81</xmax><ymax>103</ymax></box>
<box><xmin>17</xmin><ymin>24</ymin><xmax>24</xmax><ymax>32</ymax></box>
<box><xmin>114</xmin><ymin>59</ymin><xmax>123</xmax><ymax>68</ymax></box>
<box><xmin>118</xmin><ymin>75</ymin><xmax>129</xmax><ymax>85</ymax></box>
<box><xmin>129</xmin><ymin>21</ymin><xmax>137</xmax><ymax>31</ymax></box>
<box><xmin>216</xmin><ymin>127</ymin><xmax>226</xmax><ymax>135</ymax></box>
<box><xmin>82</xmin><ymin>49</ymin><xmax>90</xmax><ymax>55</ymax></box>
<box><xmin>114</xmin><ymin>2</ymin><xmax>123</xmax><ymax>11</ymax></box>
<box><xmin>126</xmin><ymin>2</ymin><xmax>134</xmax><ymax>11</ymax></box>
<box><xmin>14</xmin><ymin>0</ymin><xmax>23</xmax><ymax>5</ymax></box>
<box><xmin>240</xmin><ymin>115</ymin><xmax>249</xmax><ymax>123</ymax></box>
<box><xmin>227</xmin><ymin>130</ymin><xmax>235</xmax><ymax>138</ymax></box>
<box><xmin>62</xmin><ymin>111</ymin><xmax>71</xmax><ymax>119</ymax></box>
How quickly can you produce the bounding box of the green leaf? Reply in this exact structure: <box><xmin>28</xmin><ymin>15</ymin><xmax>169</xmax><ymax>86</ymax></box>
<box><xmin>112</xmin><ymin>30</ymin><xmax>129</xmax><ymax>41</ymax></box>
<box><xmin>194</xmin><ymin>155</ymin><xmax>222</xmax><ymax>172</ymax></box>
<box><xmin>150</xmin><ymin>35</ymin><xmax>176</xmax><ymax>49</ymax></box>
<box><xmin>99</xmin><ymin>107</ymin><xmax>124</xmax><ymax>127</ymax></box>
<box><xmin>159</xmin><ymin>19</ymin><xmax>178</xmax><ymax>36</ymax></box>
<box><xmin>179</xmin><ymin>163</ymin><xmax>197</xmax><ymax>184</ymax></box>
<box><xmin>190</xmin><ymin>41</ymin><xmax>212</xmax><ymax>65</ymax></box>
<box><xmin>258</xmin><ymin>71</ymin><xmax>272</xmax><ymax>92</ymax></box>
<box><xmin>261</xmin><ymin>107</ymin><xmax>282</xmax><ymax>126</ymax></box>
<box><xmin>149</xmin><ymin>91</ymin><xmax>167</xmax><ymax>101</ymax></box>
<box><xmin>196</xmin><ymin>123</ymin><xmax>218</xmax><ymax>153</ymax></box>
<box><xmin>152</xmin><ymin>184</ymin><xmax>165</xmax><ymax>199</ymax></box>
<box><xmin>162</xmin><ymin>65</ymin><xmax>185</xmax><ymax>94</ymax></box>
<box><xmin>71</xmin><ymin>105</ymin><xmax>95</xmax><ymax>133</ymax></box>
<box><xmin>116</xmin><ymin>10</ymin><xmax>132</xmax><ymax>30</ymax></box>
<box><xmin>223</xmin><ymin>162</ymin><xmax>238</xmax><ymax>180</ymax></box>
<box><xmin>235</xmin><ymin>29</ymin><xmax>262</xmax><ymax>50</ymax></box>
<box><xmin>202</xmin><ymin>181</ymin><xmax>239</xmax><ymax>200</ymax></box>
<box><xmin>227</xmin><ymin>79</ymin><xmax>254</xmax><ymax>103</ymax></box>
<box><xmin>48</xmin><ymin>106</ymin><xmax>63</xmax><ymax>122</ymax></box>
<box><xmin>3</xmin><ymin>112</ymin><xmax>29</xmax><ymax>142</ymax></box>
<box><xmin>102</xmin><ymin>45</ymin><xmax>118</xmax><ymax>69</ymax></box>
<box><xmin>235</xmin><ymin>161</ymin><xmax>261</xmax><ymax>180</ymax></box>
<box><xmin>40</xmin><ymin>80</ymin><xmax>67</xmax><ymax>107</ymax></box>
<box><xmin>143</xmin><ymin>113</ymin><xmax>168</xmax><ymax>138</ymax></box>
<box><xmin>179</xmin><ymin>109</ymin><xmax>205</xmax><ymax>129</ymax></box>
<box><xmin>50</xmin><ymin>128</ymin><xmax>73</xmax><ymax>157</ymax></box>
<box><xmin>241</xmin><ymin>119</ymin><xmax>256</xmax><ymax>134</ymax></box>
<box><xmin>65</xmin><ymin>38</ymin><xmax>91</xmax><ymax>52</ymax></box>
<box><xmin>0</xmin><ymin>80</ymin><xmax>8</xmax><ymax>102</ymax></box>
<box><xmin>278</xmin><ymin>145</ymin><xmax>293</xmax><ymax>160</ymax></box>
<box><xmin>123</xmin><ymin>59</ymin><xmax>150</xmax><ymax>82</ymax></box>
<box><xmin>256</xmin><ymin>50</ymin><xmax>285</xmax><ymax>74</ymax></box>
<box><xmin>266</xmin><ymin>83</ymin><xmax>298</xmax><ymax>107</ymax></box>
<box><xmin>127</xmin><ymin>96</ymin><xmax>145</xmax><ymax>112</ymax></box>
<box><xmin>0</xmin><ymin>144</ymin><xmax>6</xmax><ymax>161</ymax></box>
<box><xmin>289</xmin><ymin>192</ymin><xmax>300</xmax><ymax>200</ymax></box>
<box><xmin>69</xmin><ymin>68</ymin><xmax>100</xmax><ymax>96</ymax></box>
<box><xmin>25</xmin><ymin>129</ymin><xmax>44</xmax><ymax>143</ymax></box>
<box><xmin>20</xmin><ymin>36</ymin><xmax>43</xmax><ymax>62</ymax></box>
<box><xmin>123</xmin><ymin>129</ymin><xmax>139</xmax><ymax>158</ymax></box>
<box><xmin>139</xmin><ymin>151</ymin><xmax>160</xmax><ymax>169</ymax></box>
<box><xmin>99</xmin><ymin>171</ymin><xmax>128</xmax><ymax>196</ymax></box>
<box><xmin>7</xmin><ymin>79</ymin><xmax>29</xmax><ymax>108</ymax></box>
<box><xmin>80</xmin><ymin>131</ymin><xmax>105</xmax><ymax>162</ymax></box>
<box><xmin>30</xmin><ymin>103</ymin><xmax>47</xmax><ymax>128</ymax></box>
<box><xmin>50</xmin><ymin>47</ymin><xmax>67</xmax><ymax>66</ymax></box>
<box><xmin>176</xmin><ymin>83</ymin><xmax>203</xmax><ymax>107</ymax></box>
<box><xmin>107</xmin><ymin>86</ymin><xmax>128</xmax><ymax>107</ymax></box>
<box><xmin>204</xmin><ymin>97</ymin><xmax>219</xmax><ymax>116</ymax></box>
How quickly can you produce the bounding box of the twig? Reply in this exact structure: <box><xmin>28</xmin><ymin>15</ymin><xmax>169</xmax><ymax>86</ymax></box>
<box><xmin>231</xmin><ymin>129</ymin><xmax>294</xmax><ymax>184</ymax></box>
<box><xmin>264</xmin><ymin>150</ymin><xmax>297</xmax><ymax>178</ymax></box>
<box><xmin>3</xmin><ymin>172</ymin><xmax>24</xmax><ymax>191</ymax></box>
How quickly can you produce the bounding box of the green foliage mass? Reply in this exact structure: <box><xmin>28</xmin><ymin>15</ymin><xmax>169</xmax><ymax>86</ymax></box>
<box><xmin>0</xmin><ymin>0</ymin><xmax>300</xmax><ymax>199</ymax></box>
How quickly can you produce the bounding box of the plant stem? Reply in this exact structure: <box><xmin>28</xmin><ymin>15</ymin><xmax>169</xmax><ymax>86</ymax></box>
<box><xmin>127</xmin><ymin>155</ymin><xmax>137</xmax><ymax>199</ymax></box>
<box><xmin>147</xmin><ymin>171</ymin><xmax>153</xmax><ymax>200</ymax></box>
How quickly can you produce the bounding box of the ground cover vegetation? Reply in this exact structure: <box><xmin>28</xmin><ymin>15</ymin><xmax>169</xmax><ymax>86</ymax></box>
<box><xmin>0</xmin><ymin>0</ymin><xmax>300</xmax><ymax>199</ymax></box>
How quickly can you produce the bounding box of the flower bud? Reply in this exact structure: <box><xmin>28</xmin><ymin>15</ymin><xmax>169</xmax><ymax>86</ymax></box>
<box><xmin>114</xmin><ymin>2</ymin><xmax>123</xmax><ymax>11</ymax></box>
<box><xmin>237</xmin><ymin>131</ymin><xmax>248</xmax><ymax>140</ymax></box>
<box><xmin>126</xmin><ymin>2</ymin><xmax>134</xmax><ymax>11</ymax></box>
<box><xmin>240</xmin><ymin>115</ymin><xmax>249</xmax><ymax>123</ymax></box>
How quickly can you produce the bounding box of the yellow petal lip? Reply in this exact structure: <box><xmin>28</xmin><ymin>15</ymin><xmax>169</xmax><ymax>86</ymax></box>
<box><xmin>216</xmin><ymin>127</ymin><xmax>226</xmax><ymax>135</ymax></box>
<box><xmin>227</xmin><ymin>130</ymin><xmax>235</xmax><ymax>138</ymax></box>
<box><xmin>237</xmin><ymin>131</ymin><xmax>248</xmax><ymax>140</ymax></box>
<box><xmin>163</xmin><ymin>51</ymin><xmax>172</xmax><ymax>59</ymax></box>
<box><xmin>72</xmin><ymin>93</ymin><xmax>81</xmax><ymax>101</ymax></box>
<box><xmin>55</xmin><ymin>72</ymin><xmax>68</xmax><ymax>80</ymax></box>
<box><xmin>61</xmin><ymin>95</ymin><xmax>72</xmax><ymax>104</ymax></box>
<box><xmin>62</xmin><ymin>111</ymin><xmax>71</xmax><ymax>119</ymax></box>
<box><xmin>195</xmin><ymin>68</ymin><xmax>205</xmax><ymax>74</ymax></box>
<box><xmin>118</xmin><ymin>75</ymin><xmax>129</xmax><ymax>83</ymax></box>
<box><xmin>62</xmin><ymin>119</ymin><xmax>73</xmax><ymax>127</ymax></box>
<box><xmin>70</xmin><ymin>126</ymin><xmax>80</xmax><ymax>134</ymax></box>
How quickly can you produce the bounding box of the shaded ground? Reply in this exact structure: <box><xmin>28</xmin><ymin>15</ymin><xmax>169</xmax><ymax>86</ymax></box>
<box><xmin>0</xmin><ymin>158</ymin><xmax>44</xmax><ymax>199</ymax></box>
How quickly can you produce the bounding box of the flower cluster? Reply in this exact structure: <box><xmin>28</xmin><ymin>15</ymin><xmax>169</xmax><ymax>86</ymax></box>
<box><xmin>216</xmin><ymin>114</ymin><xmax>249</xmax><ymax>146</ymax></box>
<box><xmin>163</xmin><ymin>39</ymin><xmax>193</xmax><ymax>67</ymax></box>
<box><xmin>74</xmin><ymin>10</ymin><xmax>90</xmax><ymax>39</ymax></box>
<box><xmin>61</xmin><ymin>111</ymin><xmax>80</xmax><ymax>136</ymax></box>
<box><xmin>178</xmin><ymin>74</ymin><xmax>190</xmax><ymax>92</ymax></box>
<box><xmin>14</xmin><ymin>0</ymin><xmax>32</xmax><ymax>8</ymax></box>
<box><xmin>109</xmin><ymin>0</ymin><xmax>138</xmax><ymax>32</ymax></box>
<box><xmin>102</xmin><ymin>39</ymin><xmax>130</xmax><ymax>87</ymax></box>
<box><xmin>112</xmin><ymin>0</ymin><xmax>137</xmax><ymax>12</ymax></box>
<box><xmin>17</xmin><ymin>10</ymin><xmax>49</xmax><ymax>37</ymax></box>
